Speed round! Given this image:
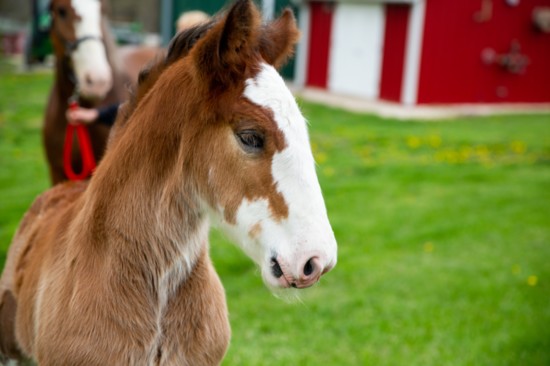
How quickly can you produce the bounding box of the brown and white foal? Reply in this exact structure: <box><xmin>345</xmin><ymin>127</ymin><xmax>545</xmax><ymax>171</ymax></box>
<box><xmin>0</xmin><ymin>0</ymin><xmax>337</xmax><ymax>364</ymax></box>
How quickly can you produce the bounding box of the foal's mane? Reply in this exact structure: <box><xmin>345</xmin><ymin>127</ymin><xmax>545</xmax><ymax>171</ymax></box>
<box><xmin>116</xmin><ymin>19</ymin><xmax>217</xmax><ymax>127</ymax></box>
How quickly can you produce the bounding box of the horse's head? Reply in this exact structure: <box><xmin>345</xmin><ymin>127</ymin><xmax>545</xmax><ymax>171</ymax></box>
<box><xmin>126</xmin><ymin>0</ymin><xmax>337</xmax><ymax>291</ymax></box>
<box><xmin>186</xmin><ymin>0</ymin><xmax>336</xmax><ymax>290</ymax></box>
<box><xmin>50</xmin><ymin>0</ymin><xmax>112</xmax><ymax>99</ymax></box>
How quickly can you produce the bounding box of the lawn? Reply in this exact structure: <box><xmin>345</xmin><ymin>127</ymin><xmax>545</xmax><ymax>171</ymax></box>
<box><xmin>1</xmin><ymin>61</ymin><xmax>549</xmax><ymax>365</ymax></box>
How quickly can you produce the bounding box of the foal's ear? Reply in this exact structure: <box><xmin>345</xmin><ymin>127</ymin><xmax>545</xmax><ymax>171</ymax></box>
<box><xmin>193</xmin><ymin>0</ymin><xmax>260</xmax><ymax>89</ymax></box>
<box><xmin>260</xmin><ymin>9</ymin><xmax>300</xmax><ymax>69</ymax></box>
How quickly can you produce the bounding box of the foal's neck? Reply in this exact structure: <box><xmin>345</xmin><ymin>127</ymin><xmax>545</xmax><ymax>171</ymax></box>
<box><xmin>76</xmin><ymin>62</ymin><xmax>208</xmax><ymax>285</ymax></box>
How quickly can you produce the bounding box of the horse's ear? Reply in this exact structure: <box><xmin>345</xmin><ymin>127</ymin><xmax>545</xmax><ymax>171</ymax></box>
<box><xmin>260</xmin><ymin>9</ymin><xmax>300</xmax><ymax>69</ymax></box>
<box><xmin>193</xmin><ymin>0</ymin><xmax>261</xmax><ymax>89</ymax></box>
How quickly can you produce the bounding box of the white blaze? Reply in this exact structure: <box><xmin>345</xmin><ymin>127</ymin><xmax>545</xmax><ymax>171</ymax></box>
<box><xmin>215</xmin><ymin>63</ymin><xmax>337</xmax><ymax>288</ymax></box>
<box><xmin>71</xmin><ymin>0</ymin><xmax>112</xmax><ymax>98</ymax></box>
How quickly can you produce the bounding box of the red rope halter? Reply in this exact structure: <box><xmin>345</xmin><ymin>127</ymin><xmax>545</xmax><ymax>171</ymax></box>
<box><xmin>63</xmin><ymin>101</ymin><xmax>97</xmax><ymax>181</ymax></box>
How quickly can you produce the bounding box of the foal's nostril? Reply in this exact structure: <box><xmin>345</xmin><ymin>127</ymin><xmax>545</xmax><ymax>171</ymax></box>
<box><xmin>303</xmin><ymin>258</ymin><xmax>315</xmax><ymax>277</ymax></box>
<box><xmin>270</xmin><ymin>257</ymin><xmax>283</xmax><ymax>278</ymax></box>
<box><xmin>85</xmin><ymin>74</ymin><xmax>93</xmax><ymax>85</ymax></box>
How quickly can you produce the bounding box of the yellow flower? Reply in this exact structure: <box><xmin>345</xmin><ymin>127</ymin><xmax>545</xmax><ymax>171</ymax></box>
<box><xmin>315</xmin><ymin>152</ymin><xmax>328</xmax><ymax>164</ymax></box>
<box><xmin>423</xmin><ymin>242</ymin><xmax>434</xmax><ymax>253</ymax></box>
<box><xmin>445</xmin><ymin>150</ymin><xmax>460</xmax><ymax>164</ymax></box>
<box><xmin>435</xmin><ymin>151</ymin><xmax>446</xmax><ymax>162</ymax></box>
<box><xmin>323</xmin><ymin>167</ymin><xmax>335</xmax><ymax>177</ymax></box>
<box><xmin>407</xmin><ymin>136</ymin><xmax>421</xmax><ymax>149</ymax></box>
<box><xmin>527</xmin><ymin>275</ymin><xmax>538</xmax><ymax>286</ymax></box>
<box><xmin>358</xmin><ymin>147</ymin><xmax>371</xmax><ymax>159</ymax></box>
<box><xmin>428</xmin><ymin>134</ymin><xmax>442</xmax><ymax>148</ymax></box>
<box><xmin>511</xmin><ymin>141</ymin><xmax>526</xmax><ymax>154</ymax></box>
<box><xmin>459</xmin><ymin>146</ymin><xmax>473</xmax><ymax>161</ymax></box>
<box><xmin>476</xmin><ymin>145</ymin><xmax>490</xmax><ymax>157</ymax></box>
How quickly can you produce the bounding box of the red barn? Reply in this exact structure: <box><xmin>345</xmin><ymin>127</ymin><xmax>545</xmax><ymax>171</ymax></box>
<box><xmin>293</xmin><ymin>0</ymin><xmax>550</xmax><ymax>105</ymax></box>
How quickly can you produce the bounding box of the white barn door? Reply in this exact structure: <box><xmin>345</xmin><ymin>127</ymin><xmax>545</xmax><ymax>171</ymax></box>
<box><xmin>328</xmin><ymin>3</ymin><xmax>385</xmax><ymax>99</ymax></box>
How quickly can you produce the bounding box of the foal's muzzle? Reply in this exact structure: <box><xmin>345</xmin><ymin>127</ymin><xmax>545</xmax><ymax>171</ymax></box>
<box><xmin>270</xmin><ymin>254</ymin><xmax>334</xmax><ymax>289</ymax></box>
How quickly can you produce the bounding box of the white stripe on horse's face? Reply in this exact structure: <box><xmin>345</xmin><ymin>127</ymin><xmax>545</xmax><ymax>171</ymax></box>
<box><xmin>219</xmin><ymin>63</ymin><xmax>337</xmax><ymax>290</ymax></box>
<box><xmin>71</xmin><ymin>0</ymin><xmax>112</xmax><ymax>99</ymax></box>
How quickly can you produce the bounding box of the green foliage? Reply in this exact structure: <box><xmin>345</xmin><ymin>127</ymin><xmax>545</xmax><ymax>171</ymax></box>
<box><xmin>0</xmin><ymin>67</ymin><xmax>549</xmax><ymax>365</ymax></box>
<box><xmin>0</xmin><ymin>64</ymin><xmax>50</xmax><ymax>265</ymax></box>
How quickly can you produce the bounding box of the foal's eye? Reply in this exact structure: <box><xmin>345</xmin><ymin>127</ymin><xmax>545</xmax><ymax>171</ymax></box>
<box><xmin>237</xmin><ymin>130</ymin><xmax>264</xmax><ymax>153</ymax></box>
<box><xmin>57</xmin><ymin>7</ymin><xmax>68</xmax><ymax>19</ymax></box>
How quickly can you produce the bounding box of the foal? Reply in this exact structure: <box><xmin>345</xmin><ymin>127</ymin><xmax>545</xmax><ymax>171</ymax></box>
<box><xmin>0</xmin><ymin>0</ymin><xmax>337</xmax><ymax>364</ymax></box>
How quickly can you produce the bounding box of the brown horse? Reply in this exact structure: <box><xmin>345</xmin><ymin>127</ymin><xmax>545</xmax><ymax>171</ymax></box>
<box><xmin>0</xmin><ymin>0</ymin><xmax>337</xmax><ymax>364</ymax></box>
<box><xmin>44</xmin><ymin>0</ymin><xmax>160</xmax><ymax>185</ymax></box>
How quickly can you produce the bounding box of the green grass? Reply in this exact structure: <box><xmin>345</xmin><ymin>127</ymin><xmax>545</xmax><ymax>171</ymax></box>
<box><xmin>1</xmin><ymin>63</ymin><xmax>549</xmax><ymax>365</ymax></box>
<box><xmin>0</xmin><ymin>60</ymin><xmax>50</xmax><ymax>265</ymax></box>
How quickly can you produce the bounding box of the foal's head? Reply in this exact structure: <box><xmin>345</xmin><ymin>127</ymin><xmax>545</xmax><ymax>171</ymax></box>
<box><xmin>49</xmin><ymin>0</ymin><xmax>112</xmax><ymax>99</ymax></box>
<box><xmin>133</xmin><ymin>0</ymin><xmax>337</xmax><ymax>291</ymax></box>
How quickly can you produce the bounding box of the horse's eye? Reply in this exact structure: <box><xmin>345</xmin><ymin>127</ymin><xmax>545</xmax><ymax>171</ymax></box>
<box><xmin>57</xmin><ymin>7</ymin><xmax>68</xmax><ymax>19</ymax></box>
<box><xmin>237</xmin><ymin>130</ymin><xmax>264</xmax><ymax>153</ymax></box>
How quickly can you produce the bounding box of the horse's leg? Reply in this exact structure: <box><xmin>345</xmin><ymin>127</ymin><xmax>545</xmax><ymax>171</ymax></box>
<box><xmin>42</xmin><ymin>120</ymin><xmax>66</xmax><ymax>185</ymax></box>
<box><xmin>43</xmin><ymin>87</ymin><xmax>69</xmax><ymax>185</ymax></box>
<box><xmin>44</xmin><ymin>156</ymin><xmax>65</xmax><ymax>185</ymax></box>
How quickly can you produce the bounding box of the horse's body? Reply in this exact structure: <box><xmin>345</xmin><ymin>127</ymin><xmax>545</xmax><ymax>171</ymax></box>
<box><xmin>45</xmin><ymin>0</ymin><xmax>161</xmax><ymax>184</ymax></box>
<box><xmin>0</xmin><ymin>181</ymin><xmax>229</xmax><ymax>364</ymax></box>
<box><xmin>0</xmin><ymin>1</ymin><xmax>337</xmax><ymax>364</ymax></box>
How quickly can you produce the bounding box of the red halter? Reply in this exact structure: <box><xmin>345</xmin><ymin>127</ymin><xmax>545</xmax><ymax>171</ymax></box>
<box><xmin>63</xmin><ymin>100</ymin><xmax>97</xmax><ymax>181</ymax></box>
